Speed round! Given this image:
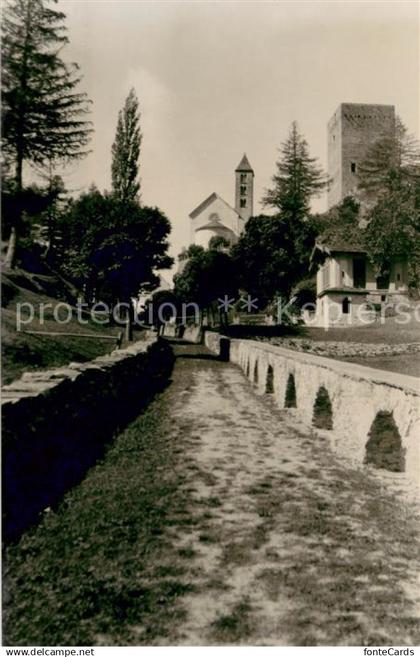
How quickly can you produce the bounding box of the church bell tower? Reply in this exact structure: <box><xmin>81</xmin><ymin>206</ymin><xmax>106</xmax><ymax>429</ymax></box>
<box><xmin>235</xmin><ymin>154</ymin><xmax>254</xmax><ymax>222</ymax></box>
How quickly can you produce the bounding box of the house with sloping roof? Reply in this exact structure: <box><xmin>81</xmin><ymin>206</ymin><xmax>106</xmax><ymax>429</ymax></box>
<box><xmin>309</xmin><ymin>235</ymin><xmax>408</xmax><ymax>327</ymax></box>
<box><xmin>189</xmin><ymin>155</ymin><xmax>254</xmax><ymax>249</ymax></box>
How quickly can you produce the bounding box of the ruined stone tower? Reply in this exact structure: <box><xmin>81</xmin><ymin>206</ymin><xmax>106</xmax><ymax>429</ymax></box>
<box><xmin>327</xmin><ymin>103</ymin><xmax>395</xmax><ymax>209</ymax></box>
<box><xmin>235</xmin><ymin>154</ymin><xmax>254</xmax><ymax>222</ymax></box>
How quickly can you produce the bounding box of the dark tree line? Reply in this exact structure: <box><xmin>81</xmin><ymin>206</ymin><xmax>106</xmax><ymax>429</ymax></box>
<box><xmin>174</xmin><ymin>117</ymin><xmax>420</xmax><ymax>323</ymax></box>
<box><xmin>174</xmin><ymin>122</ymin><xmax>326</xmax><ymax>318</ymax></box>
<box><xmin>2</xmin><ymin>0</ymin><xmax>174</xmax><ymax>337</ymax></box>
<box><xmin>2</xmin><ymin>0</ymin><xmax>92</xmax><ymax>267</ymax></box>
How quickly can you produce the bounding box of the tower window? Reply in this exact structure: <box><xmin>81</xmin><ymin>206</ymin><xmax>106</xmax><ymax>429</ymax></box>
<box><xmin>240</xmin><ymin>173</ymin><xmax>247</xmax><ymax>183</ymax></box>
<box><xmin>240</xmin><ymin>185</ymin><xmax>247</xmax><ymax>195</ymax></box>
<box><xmin>240</xmin><ymin>199</ymin><xmax>247</xmax><ymax>208</ymax></box>
<box><xmin>351</xmin><ymin>162</ymin><xmax>357</xmax><ymax>173</ymax></box>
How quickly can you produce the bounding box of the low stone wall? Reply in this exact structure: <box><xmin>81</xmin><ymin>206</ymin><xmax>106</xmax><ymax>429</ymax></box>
<box><xmin>203</xmin><ymin>330</ymin><xmax>222</xmax><ymax>353</ymax></box>
<box><xmin>161</xmin><ymin>323</ymin><xmax>178</xmax><ymax>338</ymax></box>
<box><xmin>204</xmin><ymin>333</ymin><xmax>420</xmax><ymax>484</ymax></box>
<box><xmin>2</xmin><ymin>336</ymin><xmax>174</xmax><ymax>541</ymax></box>
<box><xmin>182</xmin><ymin>324</ymin><xmax>203</xmax><ymax>343</ymax></box>
<box><xmin>161</xmin><ymin>323</ymin><xmax>202</xmax><ymax>343</ymax></box>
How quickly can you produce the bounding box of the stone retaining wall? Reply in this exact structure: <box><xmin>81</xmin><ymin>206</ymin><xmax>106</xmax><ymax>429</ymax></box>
<box><xmin>182</xmin><ymin>324</ymin><xmax>203</xmax><ymax>344</ymax></box>
<box><xmin>161</xmin><ymin>323</ymin><xmax>203</xmax><ymax>343</ymax></box>
<box><xmin>204</xmin><ymin>332</ymin><xmax>420</xmax><ymax>484</ymax></box>
<box><xmin>2</xmin><ymin>336</ymin><xmax>174</xmax><ymax>541</ymax></box>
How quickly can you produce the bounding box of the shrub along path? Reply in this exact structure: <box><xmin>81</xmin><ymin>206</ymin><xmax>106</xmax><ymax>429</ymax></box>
<box><xmin>4</xmin><ymin>343</ymin><xmax>420</xmax><ymax>646</ymax></box>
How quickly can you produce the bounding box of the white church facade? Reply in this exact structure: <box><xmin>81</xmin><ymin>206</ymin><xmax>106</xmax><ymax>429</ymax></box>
<box><xmin>189</xmin><ymin>154</ymin><xmax>254</xmax><ymax>249</ymax></box>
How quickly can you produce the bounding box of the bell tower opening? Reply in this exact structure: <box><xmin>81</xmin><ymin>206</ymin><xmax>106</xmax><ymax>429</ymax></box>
<box><xmin>235</xmin><ymin>154</ymin><xmax>254</xmax><ymax>223</ymax></box>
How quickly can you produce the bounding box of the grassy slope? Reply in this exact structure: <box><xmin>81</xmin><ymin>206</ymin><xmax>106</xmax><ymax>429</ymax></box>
<box><xmin>2</xmin><ymin>270</ymin><xmax>124</xmax><ymax>384</ymax></box>
<box><xmin>3</xmin><ymin>371</ymin><xmax>195</xmax><ymax>646</ymax></box>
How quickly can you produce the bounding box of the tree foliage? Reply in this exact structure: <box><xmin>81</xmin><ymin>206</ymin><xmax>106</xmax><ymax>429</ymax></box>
<box><xmin>208</xmin><ymin>235</ymin><xmax>230</xmax><ymax>251</ymax></box>
<box><xmin>2</xmin><ymin>177</ymin><xmax>60</xmax><ymax>244</ymax></box>
<box><xmin>356</xmin><ymin>118</ymin><xmax>420</xmax><ymax>287</ymax></box>
<box><xmin>314</xmin><ymin>196</ymin><xmax>362</xmax><ymax>249</ymax></box>
<box><xmin>232</xmin><ymin>213</ymin><xmax>318</xmax><ymax>307</ymax></box>
<box><xmin>143</xmin><ymin>289</ymin><xmax>180</xmax><ymax>328</ymax></box>
<box><xmin>58</xmin><ymin>189</ymin><xmax>173</xmax><ymax>304</ymax></box>
<box><xmin>357</xmin><ymin>117</ymin><xmax>420</xmax><ymax>202</ymax></box>
<box><xmin>364</xmin><ymin>175</ymin><xmax>420</xmax><ymax>286</ymax></box>
<box><xmin>262</xmin><ymin>121</ymin><xmax>328</xmax><ymax>220</ymax></box>
<box><xmin>174</xmin><ymin>243</ymin><xmax>238</xmax><ymax>321</ymax></box>
<box><xmin>111</xmin><ymin>88</ymin><xmax>142</xmax><ymax>203</ymax></box>
<box><xmin>2</xmin><ymin>0</ymin><xmax>92</xmax><ymax>266</ymax></box>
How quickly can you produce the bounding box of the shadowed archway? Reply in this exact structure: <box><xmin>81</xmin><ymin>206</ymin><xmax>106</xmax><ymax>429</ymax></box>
<box><xmin>265</xmin><ymin>365</ymin><xmax>274</xmax><ymax>393</ymax></box>
<box><xmin>365</xmin><ymin>411</ymin><xmax>405</xmax><ymax>472</ymax></box>
<box><xmin>312</xmin><ymin>386</ymin><xmax>333</xmax><ymax>430</ymax></box>
<box><xmin>284</xmin><ymin>373</ymin><xmax>297</xmax><ymax>408</ymax></box>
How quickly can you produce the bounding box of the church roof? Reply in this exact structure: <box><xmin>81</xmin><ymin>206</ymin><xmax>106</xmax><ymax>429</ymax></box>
<box><xmin>189</xmin><ymin>192</ymin><xmax>241</xmax><ymax>219</ymax></box>
<box><xmin>189</xmin><ymin>192</ymin><xmax>218</xmax><ymax>219</ymax></box>
<box><xmin>235</xmin><ymin>153</ymin><xmax>254</xmax><ymax>173</ymax></box>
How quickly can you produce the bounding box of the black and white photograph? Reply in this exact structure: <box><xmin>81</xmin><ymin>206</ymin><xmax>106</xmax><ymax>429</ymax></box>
<box><xmin>1</xmin><ymin>0</ymin><xmax>420</xmax><ymax>650</ymax></box>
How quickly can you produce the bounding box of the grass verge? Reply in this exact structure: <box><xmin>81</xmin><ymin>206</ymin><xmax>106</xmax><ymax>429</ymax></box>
<box><xmin>3</xmin><ymin>387</ymin><xmax>195</xmax><ymax>646</ymax></box>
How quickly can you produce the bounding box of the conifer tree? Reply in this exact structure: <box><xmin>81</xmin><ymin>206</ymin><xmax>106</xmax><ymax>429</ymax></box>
<box><xmin>357</xmin><ymin>117</ymin><xmax>420</xmax><ymax>201</ymax></box>
<box><xmin>2</xmin><ymin>0</ymin><xmax>92</xmax><ymax>267</ymax></box>
<box><xmin>263</xmin><ymin>121</ymin><xmax>328</xmax><ymax>221</ymax></box>
<box><xmin>111</xmin><ymin>88</ymin><xmax>142</xmax><ymax>204</ymax></box>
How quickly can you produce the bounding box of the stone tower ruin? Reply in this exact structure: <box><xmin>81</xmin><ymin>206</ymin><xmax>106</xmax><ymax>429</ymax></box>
<box><xmin>327</xmin><ymin>103</ymin><xmax>395</xmax><ymax>209</ymax></box>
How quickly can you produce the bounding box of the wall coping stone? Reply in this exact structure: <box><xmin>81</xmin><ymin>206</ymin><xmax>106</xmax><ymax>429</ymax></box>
<box><xmin>232</xmin><ymin>339</ymin><xmax>420</xmax><ymax>396</ymax></box>
<box><xmin>1</xmin><ymin>337</ymin><xmax>158</xmax><ymax>407</ymax></box>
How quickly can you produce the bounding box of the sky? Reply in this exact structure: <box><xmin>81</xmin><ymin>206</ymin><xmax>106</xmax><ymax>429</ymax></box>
<box><xmin>57</xmin><ymin>0</ymin><xmax>419</xmax><ymax>277</ymax></box>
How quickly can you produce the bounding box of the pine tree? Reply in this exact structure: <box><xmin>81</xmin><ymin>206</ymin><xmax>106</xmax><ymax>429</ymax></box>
<box><xmin>263</xmin><ymin>121</ymin><xmax>328</xmax><ymax>220</ymax></box>
<box><xmin>2</xmin><ymin>0</ymin><xmax>92</xmax><ymax>267</ymax></box>
<box><xmin>111</xmin><ymin>88</ymin><xmax>142</xmax><ymax>204</ymax></box>
<box><xmin>355</xmin><ymin>117</ymin><xmax>420</xmax><ymax>287</ymax></box>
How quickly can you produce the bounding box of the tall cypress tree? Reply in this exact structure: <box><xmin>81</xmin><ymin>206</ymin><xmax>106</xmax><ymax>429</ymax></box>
<box><xmin>111</xmin><ymin>88</ymin><xmax>142</xmax><ymax>204</ymax></box>
<box><xmin>263</xmin><ymin>121</ymin><xmax>328</xmax><ymax>221</ymax></box>
<box><xmin>2</xmin><ymin>0</ymin><xmax>92</xmax><ymax>267</ymax></box>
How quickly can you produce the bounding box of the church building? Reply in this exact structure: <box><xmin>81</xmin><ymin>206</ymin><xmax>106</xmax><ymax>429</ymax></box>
<box><xmin>189</xmin><ymin>154</ymin><xmax>254</xmax><ymax>249</ymax></box>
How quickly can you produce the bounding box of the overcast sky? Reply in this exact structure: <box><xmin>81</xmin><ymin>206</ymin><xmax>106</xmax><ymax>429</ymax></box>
<box><xmin>58</xmin><ymin>0</ymin><xmax>419</xmax><ymax>274</ymax></box>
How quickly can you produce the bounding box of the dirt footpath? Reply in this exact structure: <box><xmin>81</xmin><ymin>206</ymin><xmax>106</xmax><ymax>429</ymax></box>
<box><xmin>159</xmin><ymin>344</ymin><xmax>420</xmax><ymax>645</ymax></box>
<box><xmin>4</xmin><ymin>342</ymin><xmax>420</xmax><ymax>646</ymax></box>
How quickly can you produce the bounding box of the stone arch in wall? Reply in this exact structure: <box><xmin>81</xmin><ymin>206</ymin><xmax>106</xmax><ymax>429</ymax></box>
<box><xmin>265</xmin><ymin>365</ymin><xmax>274</xmax><ymax>393</ymax></box>
<box><xmin>312</xmin><ymin>386</ymin><xmax>333</xmax><ymax>430</ymax></box>
<box><xmin>365</xmin><ymin>411</ymin><xmax>405</xmax><ymax>472</ymax></box>
<box><xmin>342</xmin><ymin>297</ymin><xmax>351</xmax><ymax>314</ymax></box>
<box><xmin>284</xmin><ymin>373</ymin><xmax>297</xmax><ymax>408</ymax></box>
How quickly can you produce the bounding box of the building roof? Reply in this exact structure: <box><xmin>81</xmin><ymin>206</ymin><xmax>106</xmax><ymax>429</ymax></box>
<box><xmin>189</xmin><ymin>192</ymin><xmax>218</xmax><ymax>219</ymax></box>
<box><xmin>235</xmin><ymin>153</ymin><xmax>254</xmax><ymax>173</ymax></box>
<box><xmin>314</xmin><ymin>239</ymin><xmax>366</xmax><ymax>255</ymax></box>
